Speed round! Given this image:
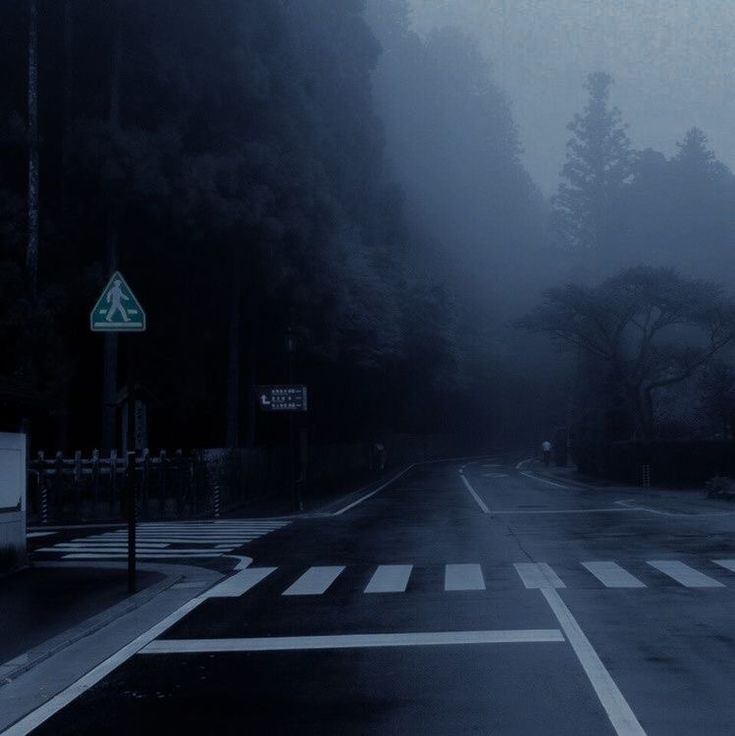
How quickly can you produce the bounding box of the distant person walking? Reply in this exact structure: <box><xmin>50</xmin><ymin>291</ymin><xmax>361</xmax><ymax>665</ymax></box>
<box><xmin>542</xmin><ymin>440</ymin><xmax>552</xmax><ymax>467</ymax></box>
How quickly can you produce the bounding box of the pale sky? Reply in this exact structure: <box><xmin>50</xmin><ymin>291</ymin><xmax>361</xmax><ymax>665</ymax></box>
<box><xmin>408</xmin><ymin>0</ymin><xmax>735</xmax><ymax>194</ymax></box>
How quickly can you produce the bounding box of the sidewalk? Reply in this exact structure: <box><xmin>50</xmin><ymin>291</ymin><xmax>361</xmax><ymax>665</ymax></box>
<box><xmin>0</xmin><ymin>566</ymin><xmax>163</xmax><ymax>671</ymax></box>
<box><xmin>0</xmin><ymin>560</ymin><xmax>222</xmax><ymax>732</ymax></box>
<box><xmin>520</xmin><ymin>458</ymin><xmax>735</xmax><ymax>517</ymax></box>
<box><xmin>519</xmin><ymin>459</ymin><xmax>629</xmax><ymax>490</ymax></box>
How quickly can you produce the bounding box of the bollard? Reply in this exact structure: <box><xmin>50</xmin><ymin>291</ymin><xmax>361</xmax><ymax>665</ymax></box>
<box><xmin>38</xmin><ymin>450</ymin><xmax>48</xmax><ymax>524</ymax></box>
<box><xmin>213</xmin><ymin>481</ymin><xmax>221</xmax><ymax>519</ymax></box>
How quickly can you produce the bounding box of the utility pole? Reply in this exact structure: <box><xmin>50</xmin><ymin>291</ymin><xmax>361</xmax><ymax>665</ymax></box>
<box><xmin>285</xmin><ymin>326</ymin><xmax>302</xmax><ymax>511</ymax></box>
<box><xmin>102</xmin><ymin>7</ymin><xmax>123</xmax><ymax>453</ymax></box>
<box><xmin>27</xmin><ymin>0</ymin><xmax>39</xmax><ymax>298</ymax></box>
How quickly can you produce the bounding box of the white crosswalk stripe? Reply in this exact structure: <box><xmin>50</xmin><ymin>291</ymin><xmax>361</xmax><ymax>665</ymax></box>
<box><xmin>444</xmin><ymin>564</ymin><xmax>486</xmax><ymax>591</ymax></box>
<box><xmin>581</xmin><ymin>561</ymin><xmax>646</xmax><ymax>588</ymax></box>
<box><xmin>135</xmin><ymin>559</ymin><xmax>735</xmax><ymax>598</ymax></box>
<box><xmin>364</xmin><ymin>565</ymin><xmax>413</xmax><ymax>593</ymax></box>
<box><xmin>646</xmin><ymin>560</ymin><xmax>724</xmax><ymax>588</ymax></box>
<box><xmin>33</xmin><ymin>519</ymin><xmax>290</xmax><ymax>560</ymax></box>
<box><xmin>283</xmin><ymin>566</ymin><xmax>345</xmax><ymax>595</ymax></box>
<box><xmin>514</xmin><ymin>562</ymin><xmax>566</xmax><ymax>589</ymax></box>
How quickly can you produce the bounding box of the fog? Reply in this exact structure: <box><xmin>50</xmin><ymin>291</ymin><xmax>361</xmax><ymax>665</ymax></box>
<box><xmin>409</xmin><ymin>0</ymin><xmax>735</xmax><ymax>194</ymax></box>
<box><xmin>2</xmin><ymin>0</ymin><xmax>735</xmax><ymax>456</ymax></box>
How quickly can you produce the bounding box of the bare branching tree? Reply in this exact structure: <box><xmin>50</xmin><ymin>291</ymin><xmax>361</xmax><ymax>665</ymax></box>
<box><xmin>518</xmin><ymin>266</ymin><xmax>735</xmax><ymax>439</ymax></box>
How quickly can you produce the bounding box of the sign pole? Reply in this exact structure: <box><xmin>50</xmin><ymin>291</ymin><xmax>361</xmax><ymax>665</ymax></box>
<box><xmin>256</xmin><ymin>384</ymin><xmax>308</xmax><ymax>511</ymax></box>
<box><xmin>90</xmin><ymin>269</ymin><xmax>145</xmax><ymax>596</ymax></box>
<box><xmin>127</xmin><ymin>339</ymin><xmax>137</xmax><ymax>594</ymax></box>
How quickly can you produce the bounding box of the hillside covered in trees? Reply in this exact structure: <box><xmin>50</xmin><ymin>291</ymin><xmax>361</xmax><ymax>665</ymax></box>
<box><xmin>0</xmin><ymin>0</ymin><xmax>527</xmax><ymax>451</ymax></box>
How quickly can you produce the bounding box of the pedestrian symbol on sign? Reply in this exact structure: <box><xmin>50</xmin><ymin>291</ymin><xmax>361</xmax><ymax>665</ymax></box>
<box><xmin>90</xmin><ymin>271</ymin><xmax>146</xmax><ymax>332</ymax></box>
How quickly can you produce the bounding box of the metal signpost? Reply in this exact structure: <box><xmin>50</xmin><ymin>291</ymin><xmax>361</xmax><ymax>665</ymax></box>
<box><xmin>257</xmin><ymin>385</ymin><xmax>308</xmax><ymax>510</ymax></box>
<box><xmin>90</xmin><ymin>271</ymin><xmax>146</xmax><ymax>594</ymax></box>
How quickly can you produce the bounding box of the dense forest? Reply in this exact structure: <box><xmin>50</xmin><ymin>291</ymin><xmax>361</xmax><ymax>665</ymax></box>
<box><xmin>2</xmin><ymin>0</ymin><xmax>735</xmax><ymax>457</ymax></box>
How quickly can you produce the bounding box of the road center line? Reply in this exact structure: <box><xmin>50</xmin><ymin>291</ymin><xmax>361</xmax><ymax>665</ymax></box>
<box><xmin>539</xmin><ymin>587</ymin><xmax>646</xmax><ymax>736</ymax></box>
<box><xmin>460</xmin><ymin>473</ymin><xmax>490</xmax><ymax>514</ymax></box>
<box><xmin>140</xmin><ymin>629</ymin><xmax>565</xmax><ymax>654</ymax></box>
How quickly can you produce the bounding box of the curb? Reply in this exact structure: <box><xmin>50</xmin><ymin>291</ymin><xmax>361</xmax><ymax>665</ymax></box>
<box><xmin>0</xmin><ymin>562</ymin><xmax>207</xmax><ymax>686</ymax></box>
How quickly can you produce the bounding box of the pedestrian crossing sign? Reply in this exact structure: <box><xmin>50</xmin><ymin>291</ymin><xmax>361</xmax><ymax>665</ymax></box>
<box><xmin>90</xmin><ymin>271</ymin><xmax>146</xmax><ymax>332</ymax></box>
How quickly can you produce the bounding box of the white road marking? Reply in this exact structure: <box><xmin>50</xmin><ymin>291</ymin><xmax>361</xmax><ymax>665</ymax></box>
<box><xmin>205</xmin><ymin>567</ymin><xmax>276</xmax><ymax>597</ymax></box>
<box><xmin>96</xmin><ymin>535</ymin><xmax>260</xmax><ymax>542</ymax></box>
<box><xmin>135</xmin><ymin>522</ymin><xmax>287</xmax><ymax>527</ymax></box>
<box><xmin>332</xmin><ymin>465</ymin><xmax>416</xmax><ymax>515</ymax></box>
<box><xmin>540</xmin><ymin>586</ymin><xmax>646</xmax><ymax>736</ymax></box>
<box><xmin>282</xmin><ymin>566</ymin><xmax>345</xmax><ymax>595</ymax></box>
<box><xmin>364</xmin><ymin>565</ymin><xmax>413</xmax><ymax>593</ymax></box>
<box><xmin>140</xmin><ymin>629</ymin><xmax>565</xmax><ymax>654</ymax></box>
<box><xmin>57</xmin><ymin>542</ymin><xmax>170</xmax><ymax>548</ymax></box>
<box><xmin>60</xmin><ymin>552</ymin><xmax>234</xmax><ymax>559</ymax></box>
<box><xmin>35</xmin><ymin>520</ymin><xmax>288</xmax><ymax>561</ymax></box>
<box><xmin>460</xmin><ymin>473</ymin><xmax>490</xmax><ymax>514</ymax></box>
<box><xmin>615</xmin><ymin>499</ymin><xmax>735</xmax><ymax>519</ymax></box>
<box><xmin>0</xmin><ymin>584</ymin><xmax>221</xmax><ymax>736</ymax></box>
<box><xmin>47</xmin><ymin>547</ymin><xmax>236</xmax><ymax>555</ymax></box>
<box><xmin>26</xmin><ymin>531</ymin><xmax>55</xmax><ymax>538</ymax></box>
<box><xmin>514</xmin><ymin>562</ymin><xmax>566</xmax><ymax>589</ymax></box>
<box><xmin>444</xmin><ymin>563</ymin><xmax>486</xmax><ymax>591</ymax></box>
<box><xmin>491</xmin><ymin>508</ymin><xmax>632</xmax><ymax>516</ymax></box>
<box><xmin>647</xmin><ymin>560</ymin><xmax>724</xmax><ymax>587</ymax></box>
<box><xmin>520</xmin><ymin>472</ymin><xmax>569</xmax><ymax>489</ymax></box>
<box><xmin>581</xmin><ymin>562</ymin><xmax>646</xmax><ymax>588</ymax></box>
<box><xmin>482</xmin><ymin>472</ymin><xmax>509</xmax><ymax>478</ymax></box>
<box><xmin>712</xmin><ymin>559</ymin><xmax>735</xmax><ymax>575</ymax></box>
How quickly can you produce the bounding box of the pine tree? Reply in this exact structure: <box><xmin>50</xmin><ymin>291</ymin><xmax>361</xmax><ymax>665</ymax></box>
<box><xmin>553</xmin><ymin>72</ymin><xmax>633</xmax><ymax>255</ymax></box>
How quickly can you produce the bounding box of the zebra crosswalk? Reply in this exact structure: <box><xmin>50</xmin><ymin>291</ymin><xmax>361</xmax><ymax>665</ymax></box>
<box><xmin>33</xmin><ymin>519</ymin><xmax>290</xmax><ymax>560</ymax></box>
<box><xmin>201</xmin><ymin>558</ymin><xmax>735</xmax><ymax>599</ymax></box>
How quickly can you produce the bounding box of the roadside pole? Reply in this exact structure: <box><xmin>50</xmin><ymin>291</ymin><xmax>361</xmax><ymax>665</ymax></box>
<box><xmin>90</xmin><ymin>271</ymin><xmax>146</xmax><ymax>595</ymax></box>
<box><xmin>257</xmin><ymin>384</ymin><xmax>308</xmax><ymax>511</ymax></box>
<box><xmin>126</xmin><ymin>352</ymin><xmax>137</xmax><ymax>593</ymax></box>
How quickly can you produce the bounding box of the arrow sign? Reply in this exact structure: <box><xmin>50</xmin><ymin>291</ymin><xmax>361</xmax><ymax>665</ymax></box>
<box><xmin>90</xmin><ymin>271</ymin><xmax>146</xmax><ymax>332</ymax></box>
<box><xmin>257</xmin><ymin>385</ymin><xmax>308</xmax><ymax>412</ymax></box>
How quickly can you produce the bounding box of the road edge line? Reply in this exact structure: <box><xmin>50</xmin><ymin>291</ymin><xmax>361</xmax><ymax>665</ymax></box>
<box><xmin>331</xmin><ymin>465</ymin><xmax>416</xmax><ymax>515</ymax></box>
<box><xmin>539</xmin><ymin>587</ymin><xmax>646</xmax><ymax>736</ymax></box>
<box><xmin>0</xmin><ymin>574</ymin><xmax>228</xmax><ymax>736</ymax></box>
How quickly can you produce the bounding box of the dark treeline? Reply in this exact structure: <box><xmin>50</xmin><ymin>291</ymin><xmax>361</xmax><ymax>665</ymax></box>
<box><xmin>0</xmin><ymin>0</ymin><xmax>482</xmax><ymax>451</ymax></box>
<box><xmin>537</xmin><ymin>71</ymin><xmax>735</xmax><ymax>445</ymax></box>
<box><xmin>4</xmin><ymin>1</ymin><xmax>734</xmax><ymax>457</ymax></box>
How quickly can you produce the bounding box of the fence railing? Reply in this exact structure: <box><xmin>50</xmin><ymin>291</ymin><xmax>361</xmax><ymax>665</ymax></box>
<box><xmin>27</xmin><ymin>449</ymin><xmax>203</xmax><ymax>524</ymax></box>
<box><xmin>26</xmin><ymin>435</ymin><xmax>451</xmax><ymax>524</ymax></box>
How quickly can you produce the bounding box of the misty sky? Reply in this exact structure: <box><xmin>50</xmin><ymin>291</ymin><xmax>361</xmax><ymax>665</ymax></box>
<box><xmin>408</xmin><ymin>0</ymin><xmax>735</xmax><ymax>194</ymax></box>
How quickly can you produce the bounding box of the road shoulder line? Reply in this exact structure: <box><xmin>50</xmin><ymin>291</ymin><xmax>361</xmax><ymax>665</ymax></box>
<box><xmin>331</xmin><ymin>465</ymin><xmax>416</xmax><ymax>515</ymax></box>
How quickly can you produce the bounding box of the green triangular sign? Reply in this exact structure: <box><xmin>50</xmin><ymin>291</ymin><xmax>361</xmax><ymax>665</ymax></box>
<box><xmin>90</xmin><ymin>271</ymin><xmax>146</xmax><ymax>332</ymax></box>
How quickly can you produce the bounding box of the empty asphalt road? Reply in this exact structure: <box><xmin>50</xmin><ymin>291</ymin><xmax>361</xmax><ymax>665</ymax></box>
<box><xmin>8</xmin><ymin>456</ymin><xmax>735</xmax><ymax>735</ymax></box>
